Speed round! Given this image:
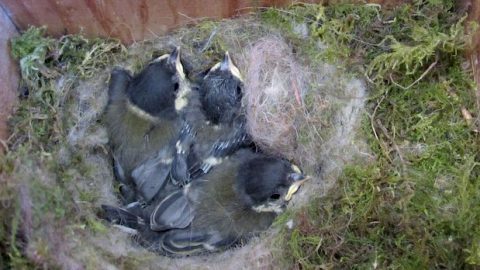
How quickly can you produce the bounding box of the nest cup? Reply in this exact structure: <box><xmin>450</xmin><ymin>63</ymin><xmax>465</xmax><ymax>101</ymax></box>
<box><xmin>7</xmin><ymin>16</ymin><xmax>366</xmax><ymax>269</ymax></box>
<box><xmin>241</xmin><ymin>34</ymin><xmax>367</xmax><ymax>205</ymax></box>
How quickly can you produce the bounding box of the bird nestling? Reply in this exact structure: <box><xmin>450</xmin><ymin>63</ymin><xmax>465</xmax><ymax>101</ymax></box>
<box><xmin>101</xmin><ymin>149</ymin><xmax>308</xmax><ymax>256</ymax></box>
<box><xmin>104</xmin><ymin>47</ymin><xmax>201</xmax><ymax>203</ymax></box>
<box><xmin>170</xmin><ymin>52</ymin><xmax>251</xmax><ymax>186</ymax></box>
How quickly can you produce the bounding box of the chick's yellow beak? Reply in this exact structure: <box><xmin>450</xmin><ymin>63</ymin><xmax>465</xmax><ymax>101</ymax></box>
<box><xmin>221</xmin><ymin>51</ymin><xmax>243</xmax><ymax>82</ymax></box>
<box><xmin>285</xmin><ymin>176</ymin><xmax>310</xmax><ymax>201</ymax></box>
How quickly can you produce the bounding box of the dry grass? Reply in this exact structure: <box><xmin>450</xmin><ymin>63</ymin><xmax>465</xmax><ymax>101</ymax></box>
<box><xmin>243</xmin><ymin>35</ymin><xmax>304</xmax><ymax>157</ymax></box>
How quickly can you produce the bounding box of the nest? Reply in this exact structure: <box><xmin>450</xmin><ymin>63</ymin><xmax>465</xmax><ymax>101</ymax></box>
<box><xmin>4</xmin><ymin>15</ymin><xmax>366</xmax><ymax>269</ymax></box>
<box><xmin>242</xmin><ymin>34</ymin><xmax>366</xmax><ymax>196</ymax></box>
<box><xmin>243</xmin><ymin>36</ymin><xmax>304</xmax><ymax>158</ymax></box>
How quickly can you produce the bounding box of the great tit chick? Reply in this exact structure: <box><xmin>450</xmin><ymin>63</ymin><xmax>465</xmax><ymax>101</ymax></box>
<box><xmin>104</xmin><ymin>47</ymin><xmax>198</xmax><ymax>202</ymax></box>
<box><xmin>169</xmin><ymin>52</ymin><xmax>250</xmax><ymax>185</ymax></box>
<box><xmin>101</xmin><ymin>149</ymin><xmax>307</xmax><ymax>256</ymax></box>
<box><xmin>199</xmin><ymin>51</ymin><xmax>243</xmax><ymax>125</ymax></box>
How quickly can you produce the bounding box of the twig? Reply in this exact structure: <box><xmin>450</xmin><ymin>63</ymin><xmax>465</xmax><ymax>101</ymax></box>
<box><xmin>200</xmin><ymin>27</ymin><xmax>218</xmax><ymax>53</ymax></box>
<box><xmin>237</xmin><ymin>5</ymin><xmax>320</xmax><ymax>23</ymax></box>
<box><xmin>376</xmin><ymin>119</ymin><xmax>407</xmax><ymax>172</ymax></box>
<box><xmin>471</xmin><ymin>54</ymin><xmax>480</xmax><ymax>132</ymax></box>
<box><xmin>291</xmin><ymin>77</ymin><xmax>302</xmax><ymax>106</ymax></box>
<box><xmin>369</xmin><ymin>93</ymin><xmax>394</xmax><ymax>164</ymax></box>
<box><xmin>178</xmin><ymin>12</ymin><xmax>210</xmax><ymax>24</ymax></box>
<box><xmin>390</xmin><ymin>59</ymin><xmax>438</xmax><ymax>90</ymax></box>
<box><xmin>364</xmin><ymin>71</ymin><xmax>375</xmax><ymax>85</ymax></box>
<box><xmin>0</xmin><ymin>139</ymin><xmax>8</xmax><ymax>152</ymax></box>
<box><xmin>370</xmin><ymin>93</ymin><xmax>386</xmax><ymax>141</ymax></box>
<box><xmin>146</xmin><ymin>28</ymin><xmax>162</xmax><ymax>39</ymax></box>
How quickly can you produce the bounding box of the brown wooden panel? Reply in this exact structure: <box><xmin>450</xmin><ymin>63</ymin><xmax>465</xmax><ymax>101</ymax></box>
<box><xmin>456</xmin><ymin>0</ymin><xmax>480</xmax><ymax>116</ymax></box>
<box><xmin>463</xmin><ymin>0</ymin><xmax>480</xmax><ymax>116</ymax></box>
<box><xmin>1</xmin><ymin>0</ymin><xmax>417</xmax><ymax>43</ymax></box>
<box><xmin>0</xmin><ymin>6</ymin><xmax>18</xmax><ymax>151</ymax></box>
<box><xmin>2</xmin><ymin>0</ymin><xmax>65</xmax><ymax>33</ymax></box>
<box><xmin>0</xmin><ymin>0</ymin><xmax>300</xmax><ymax>43</ymax></box>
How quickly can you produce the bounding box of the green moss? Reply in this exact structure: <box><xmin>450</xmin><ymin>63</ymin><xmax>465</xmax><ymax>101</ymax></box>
<box><xmin>269</xmin><ymin>1</ymin><xmax>480</xmax><ymax>269</ymax></box>
<box><xmin>3</xmin><ymin>1</ymin><xmax>480</xmax><ymax>268</ymax></box>
<box><xmin>56</xmin><ymin>34</ymin><xmax>126</xmax><ymax>78</ymax></box>
<box><xmin>10</xmin><ymin>27</ymin><xmax>53</xmax><ymax>89</ymax></box>
<box><xmin>11</xmin><ymin>27</ymin><xmax>124</xmax><ymax>93</ymax></box>
<box><xmin>191</xmin><ymin>20</ymin><xmax>227</xmax><ymax>58</ymax></box>
<box><xmin>1</xmin><ymin>27</ymin><xmax>126</xmax><ymax>268</ymax></box>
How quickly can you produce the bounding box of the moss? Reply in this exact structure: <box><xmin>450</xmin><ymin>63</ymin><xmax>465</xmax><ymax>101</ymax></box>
<box><xmin>56</xmin><ymin>34</ymin><xmax>126</xmax><ymax>78</ymax></box>
<box><xmin>188</xmin><ymin>20</ymin><xmax>227</xmax><ymax>58</ymax></box>
<box><xmin>3</xmin><ymin>1</ymin><xmax>479</xmax><ymax>268</ymax></box>
<box><xmin>2</xmin><ymin>28</ymin><xmax>125</xmax><ymax>268</ymax></box>
<box><xmin>270</xmin><ymin>1</ymin><xmax>480</xmax><ymax>269</ymax></box>
<box><xmin>11</xmin><ymin>27</ymin><xmax>125</xmax><ymax>90</ymax></box>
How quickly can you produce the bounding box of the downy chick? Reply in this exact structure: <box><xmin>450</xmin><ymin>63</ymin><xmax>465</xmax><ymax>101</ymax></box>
<box><xmin>105</xmin><ymin>47</ymin><xmax>199</xmax><ymax>202</ymax></box>
<box><xmin>102</xmin><ymin>149</ymin><xmax>308</xmax><ymax>256</ymax></box>
<box><xmin>170</xmin><ymin>52</ymin><xmax>250</xmax><ymax>185</ymax></box>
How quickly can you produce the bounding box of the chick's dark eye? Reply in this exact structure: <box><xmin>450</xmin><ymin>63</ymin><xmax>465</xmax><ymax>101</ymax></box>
<box><xmin>270</xmin><ymin>193</ymin><xmax>281</xmax><ymax>200</ymax></box>
<box><xmin>236</xmin><ymin>86</ymin><xmax>242</xmax><ymax>96</ymax></box>
<box><xmin>173</xmin><ymin>83</ymin><xmax>179</xmax><ymax>92</ymax></box>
